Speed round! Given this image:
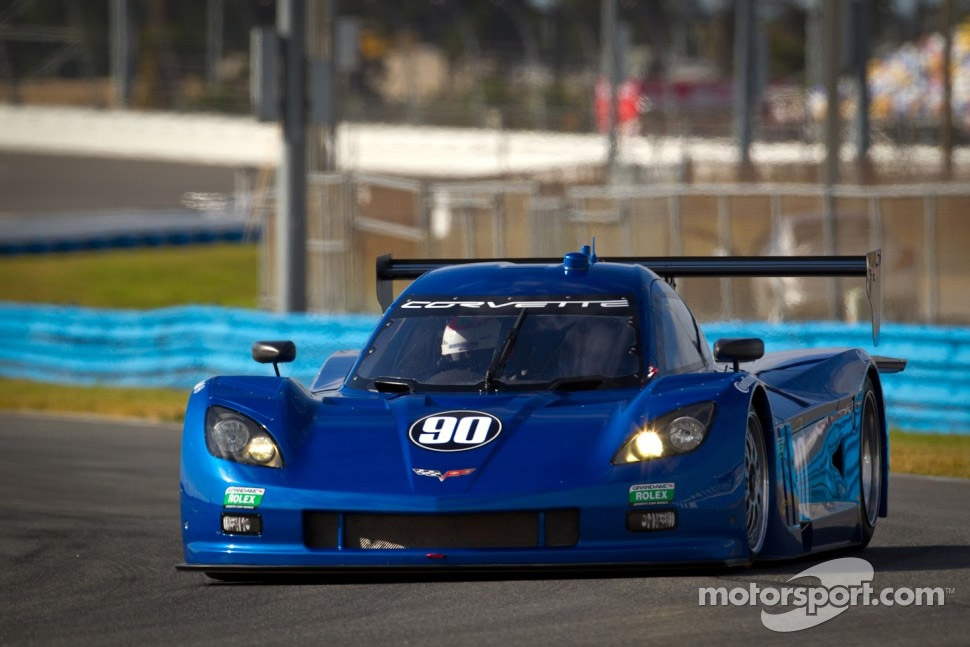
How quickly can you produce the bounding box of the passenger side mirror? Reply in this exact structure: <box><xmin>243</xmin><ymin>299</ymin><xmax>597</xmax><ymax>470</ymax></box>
<box><xmin>713</xmin><ymin>338</ymin><xmax>764</xmax><ymax>372</ymax></box>
<box><xmin>252</xmin><ymin>340</ymin><xmax>296</xmax><ymax>377</ymax></box>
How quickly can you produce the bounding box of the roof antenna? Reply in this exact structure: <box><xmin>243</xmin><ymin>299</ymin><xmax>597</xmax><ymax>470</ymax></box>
<box><xmin>589</xmin><ymin>237</ymin><xmax>598</xmax><ymax>264</ymax></box>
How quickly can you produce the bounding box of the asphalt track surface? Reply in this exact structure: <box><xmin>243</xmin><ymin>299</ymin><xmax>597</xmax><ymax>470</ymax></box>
<box><xmin>1</xmin><ymin>412</ymin><xmax>967</xmax><ymax>646</ymax></box>
<box><xmin>0</xmin><ymin>152</ymin><xmax>236</xmax><ymax>214</ymax></box>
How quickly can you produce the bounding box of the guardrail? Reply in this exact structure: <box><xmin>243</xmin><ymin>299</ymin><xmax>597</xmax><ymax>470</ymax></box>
<box><xmin>1</xmin><ymin>302</ymin><xmax>965</xmax><ymax>433</ymax></box>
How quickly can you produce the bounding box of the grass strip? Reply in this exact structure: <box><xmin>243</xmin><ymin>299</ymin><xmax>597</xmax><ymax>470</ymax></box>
<box><xmin>0</xmin><ymin>243</ymin><xmax>259</xmax><ymax>309</ymax></box>
<box><xmin>889</xmin><ymin>429</ymin><xmax>970</xmax><ymax>479</ymax></box>
<box><xmin>0</xmin><ymin>378</ymin><xmax>187</xmax><ymax>423</ymax></box>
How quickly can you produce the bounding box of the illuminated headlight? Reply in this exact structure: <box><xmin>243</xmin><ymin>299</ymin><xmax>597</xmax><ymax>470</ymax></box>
<box><xmin>612</xmin><ymin>402</ymin><xmax>716</xmax><ymax>464</ymax></box>
<box><xmin>633</xmin><ymin>430</ymin><xmax>664</xmax><ymax>458</ymax></box>
<box><xmin>205</xmin><ymin>405</ymin><xmax>284</xmax><ymax>468</ymax></box>
<box><xmin>246</xmin><ymin>435</ymin><xmax>277</xmax><ymax>463</ymax></box>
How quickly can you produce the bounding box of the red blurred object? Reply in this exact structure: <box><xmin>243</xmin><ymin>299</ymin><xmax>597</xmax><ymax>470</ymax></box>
<box><xmin>595</xmin><ymin>77</ymin><xmax>643</xmax><ymax>134</ymax></box>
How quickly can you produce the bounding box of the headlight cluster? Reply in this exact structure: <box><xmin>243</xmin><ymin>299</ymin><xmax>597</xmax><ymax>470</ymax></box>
<box><xmin>612</xmin><ymin>402</ymin><xmax>716</xmax><ymax>464</ymax></box>
<box><xmin>205</xmin><ymin>405</ymin><xmax>284</xmax><ymax>468</ymax></box>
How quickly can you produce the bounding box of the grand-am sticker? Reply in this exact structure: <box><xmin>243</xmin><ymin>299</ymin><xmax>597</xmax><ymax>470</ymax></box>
<box><xmin>223</xmin><ymin>486</ymin><xmax>265</xmax><ymax>508</ymax></box>
<box><xmin>408</xmin><ymin>411</ymin><xmax>502</xmax><ymax>452</ymax></box>
<box><xmin>629</xmin><ymin>483</ymin><xmax>675</xmax><ymax>505</ymax></box>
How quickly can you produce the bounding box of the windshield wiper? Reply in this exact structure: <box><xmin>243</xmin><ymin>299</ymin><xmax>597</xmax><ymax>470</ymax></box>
<box><xmin>484</xmin><ymin>309</ymin><xmax>528</xmax><ymax>392</ymax></box>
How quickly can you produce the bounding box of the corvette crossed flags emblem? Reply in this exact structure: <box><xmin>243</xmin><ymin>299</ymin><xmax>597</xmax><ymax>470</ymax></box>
<box><xmin>412</xmin><ymin>468</ymin><xmax>476</xmax><ymax>482</ymax></box>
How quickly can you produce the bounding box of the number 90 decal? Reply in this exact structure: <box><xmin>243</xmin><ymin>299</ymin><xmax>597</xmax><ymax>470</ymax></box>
<box><xmin>408</xmin><ymin>411</ymin><xmax>503</xmax><ymax>452</ymax></box>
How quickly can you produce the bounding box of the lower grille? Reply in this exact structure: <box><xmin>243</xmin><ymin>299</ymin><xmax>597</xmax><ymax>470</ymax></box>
<box><xmin>303</xmin><ymin>512</ymin><xmax>339</xmax><ymax>548</ymax></box>
<box><xmin>348</xmin><ymin>511</ymin><xmax>538</xmax><ymax>549</ymax></box>
<box><xmin>545</xmin><ymin>509</ymin><xmax>581</xmax><ymax>547</ymax></box>
<box><xmin>303</xmin><ymin>510</ymin><xmax>580</xmax><ymax>550</ymax></box>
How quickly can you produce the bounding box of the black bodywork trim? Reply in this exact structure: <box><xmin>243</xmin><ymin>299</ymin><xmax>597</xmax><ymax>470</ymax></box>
<box><xmin>176</xmin><ymin>558</ymin><xmax>751</xmax><ymax>577</ymax></box>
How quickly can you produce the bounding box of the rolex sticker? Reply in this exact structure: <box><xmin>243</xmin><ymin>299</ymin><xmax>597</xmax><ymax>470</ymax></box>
<box><xmin>223</xmin><ymin>486</ymin><xmax>265</xmax><ymax>509</ymax></box>
<box><xmin>629</xmin><ymin>483</ymin><xmax>675</xmax><ymax>505</ymax></box>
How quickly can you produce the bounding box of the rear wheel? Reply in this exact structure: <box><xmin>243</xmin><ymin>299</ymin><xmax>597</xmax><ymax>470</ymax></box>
<box><xmin>859</xmin><ymin>380</ymin><xmax>881</xmax><ymax>547</ymax></box>
<box><xmin>744</xmin><ymin>411</ymin><xmax>770</xmax><ymax>556</ymax></box>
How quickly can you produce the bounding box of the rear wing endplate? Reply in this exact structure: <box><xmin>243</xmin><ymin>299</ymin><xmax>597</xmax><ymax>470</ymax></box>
<box><xmin>376</xmin><ymin>251</ymin><xmax>883</xmax><ymax>345</ymax></box>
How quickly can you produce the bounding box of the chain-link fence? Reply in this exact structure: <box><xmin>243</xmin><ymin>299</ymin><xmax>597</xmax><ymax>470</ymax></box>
<box><xmin>264</xmin><ymin>174</ymin><xmax>970</xmax><ymax>324</ymax></box>
<box><xmin>566</xmin><ymin>183</ymin><xmax>969</xmax><ymax>324</ymax></box>
<box><xmin>261</xmin><ymin>173</ymin><xmax>541</xmax><ymax>312</ymax></box>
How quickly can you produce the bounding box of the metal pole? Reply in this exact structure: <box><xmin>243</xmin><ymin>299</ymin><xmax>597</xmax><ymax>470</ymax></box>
<box><xmin>851</xmin><ymin>0</ymin><xmax>870</xmax><ymax>165</ymax></box>
<box><xmin>110</xmin><ymin>0</ymin><xmax>131</xmax><ymax>107</ymax></box>
<box><xmin>734</xmin><ymin>0</ymin><xmax>755</xmax><ymax>167</ymax></box>
<box><xmin>941</xmin><ymin>0</ymin><xmax>954</xmax><ymax>178</ymax></box>
<box><xmin>439</xmin><ymin>2</ymin><xmax>486</xmax><ymax>127</ymax></box>
<box><xmin>823</xmin><ymin>0</ymin><xmax>842</xmax><ymax>317</ymax></box>
<box><xmin>308</xmin><ymin>0</ymin><xmax>336</xmax><ymax>173</ymax></box>
<box><xmin>495</xmin><ymin>1</ymin><xmax>545</xmax><ymax>130</ymax></box>
<box><xmin>823</xmin><ymin>0</ymin><xmax>841</xmax><ymax>187</ymax></box>
<box><xmin>601</xmin><ymin>0</ymin><xmax>619</xmax><ymax>172</ymax></box>
<box><xmin>276</xmin><ymin>0</ymin><xmax>308</xmax><ymax>313</ymax></box>
<box><xmin>206</xmin><ymin>0</ymin><xmax>224</xmax><ymax>86</ymax></box>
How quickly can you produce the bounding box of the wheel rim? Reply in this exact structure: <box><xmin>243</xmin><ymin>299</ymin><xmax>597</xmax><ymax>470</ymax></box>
<box><xmin>861</xmin><ymin>391</ymin><xmax>881</xmax><ymax>527</ymax></box>
<box><xmin>744</xmin><ymin>412</ymin><xmax>770</xmax><ymax>554</ymax></box>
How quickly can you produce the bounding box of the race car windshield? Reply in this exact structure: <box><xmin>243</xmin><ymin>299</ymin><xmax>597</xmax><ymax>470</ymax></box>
<box><xmin>350</xmin><ymin>296</ymin><xmax>642</xmax><ymax>392</ymax></box>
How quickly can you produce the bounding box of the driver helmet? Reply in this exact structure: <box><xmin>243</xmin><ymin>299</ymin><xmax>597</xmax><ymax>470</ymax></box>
<box><xmin>441</xmin><ymin>316</ymin><xmax>500</xmax><ymax>363</ymax></box>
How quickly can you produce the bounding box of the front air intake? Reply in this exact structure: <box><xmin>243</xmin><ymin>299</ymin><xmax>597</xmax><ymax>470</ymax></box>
<box><xmin>303</xmin><ymin>510</ymin><xmax>580</xmax><ymax>550</ymax></box>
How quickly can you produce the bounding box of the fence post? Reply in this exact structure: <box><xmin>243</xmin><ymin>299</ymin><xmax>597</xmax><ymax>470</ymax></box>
<box><xmin>621</xmin><ymin>196</ymin><xmax>634</xmax><ymax>256</ymax></box>
<box><xmin>493</xmin><ymin>193</ymin><xmax>506</xmax><ymax>257</ymax></box>
<box><xmin>923</xmin><ymin>195</ymin><xmax>939</xmax><ymax>323</ymax></box>
<box><xmin>667</xmin><ymin>193</ymin><xmax>683</xmax><ymax>256</ymax></box>
<box><xmin>345</xmin><ymin>173</ymin><xmax>361</xmax><ymax>311</ymax></box>
<box><xmin>822</xmin><ymin>188</ymin><xmax>839</xmax><ymax>319</ymax></box>
<box><xmin>416</xmin><ymin>181</ymin><xmax>433</xmax><ymax>258</ymax></box>
<box><xmin>717</xmin><ymin>194</ymin><xmax>734</xmax><ymax>318</ymax></box>
<box><xmin>463</xmin><ymin>205</ymin><xmax>476</xmax><ymax>258</ymax></box>
<box><xmin>770</xmin><ymin>192</ymin><xmax>783</xmax><ymax>321</ymax></box>
<box><xmin>867</xmin><ymin>195</ymin><xmax>882</xmax><ymax>254</ymax></box>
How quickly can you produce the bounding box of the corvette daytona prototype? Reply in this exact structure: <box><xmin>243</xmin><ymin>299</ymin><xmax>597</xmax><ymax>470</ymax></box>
<box><xmin>178</xmin><ymin>246</ymin><xmax>904</xmax><ymax>576</ymax></box>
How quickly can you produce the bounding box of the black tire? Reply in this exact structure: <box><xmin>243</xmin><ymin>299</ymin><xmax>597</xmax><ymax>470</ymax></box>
<box><xmin>859</xmin><ymin>378</ymin><xmax>882</xmax><ymax>547</ymax></box>
<box><xmin>744</xmin><ymin>410</ymin><xmax>770</xmax><ymax>556</ymax></box>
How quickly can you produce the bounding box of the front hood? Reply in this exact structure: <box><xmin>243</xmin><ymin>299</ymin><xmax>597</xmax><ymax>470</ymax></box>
<box><xmin>292</xmin><ymin>390</ymin><xmax>640</xmax><ymax>497</ymax></box>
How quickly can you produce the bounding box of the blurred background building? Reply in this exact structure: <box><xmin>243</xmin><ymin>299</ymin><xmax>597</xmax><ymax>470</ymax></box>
<box><xmin>4</xmin><ymin>0</ymin><xmax>970</xmax><ymax>146</ymax></box>
<box><xmin>1</xmin><ymin>0</ymin><xmax>969</xmax><ymax>320</ymax></box>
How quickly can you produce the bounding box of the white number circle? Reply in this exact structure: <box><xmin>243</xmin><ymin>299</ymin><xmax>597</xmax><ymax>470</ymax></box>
<box><xmin>408</xmin><ymin>411</ymin><xmax>502</xmax><ymax>452</ymax></box>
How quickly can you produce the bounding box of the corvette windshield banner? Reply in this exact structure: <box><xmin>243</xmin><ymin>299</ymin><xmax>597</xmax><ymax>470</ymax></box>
<box><xmin>398</xmin><ymin>296</ymin><xmax>632</xmax><ymax>313</ymax></box>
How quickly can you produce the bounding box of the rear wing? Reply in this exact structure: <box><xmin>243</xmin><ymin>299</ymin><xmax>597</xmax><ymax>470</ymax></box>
<box><xmin>375</xmin><ymin>250</ymin><xmax>883</xmax><ymax>345</ymax></box>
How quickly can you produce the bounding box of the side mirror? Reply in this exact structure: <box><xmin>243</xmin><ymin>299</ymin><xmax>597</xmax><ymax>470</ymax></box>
<box><xmin>713</xmin><ymin>338</ymin><xmax>764</xmax><ymax>372</ymax></box>
<box><xmin>252</xmin><ymin>340</ymin><xmax>296</xmax><ymax>377</ymax></box>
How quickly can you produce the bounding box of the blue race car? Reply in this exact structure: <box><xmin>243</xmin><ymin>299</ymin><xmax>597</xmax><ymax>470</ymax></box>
<box><xmin>177</xmin><ymin>246</ymin><xmax>904</xmax><ymax>577</ymax></box>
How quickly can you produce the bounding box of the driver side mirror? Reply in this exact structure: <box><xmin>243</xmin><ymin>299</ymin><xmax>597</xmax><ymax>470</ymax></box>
<box><xmin>713</xmin><ymin>338</ymin><xmax>764</xmax><ymax>372</ymax></box>
<box><xmin>252</xmin><ymin>340</ymin><xmax>296</xmax><ymax>377</ymax></box>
